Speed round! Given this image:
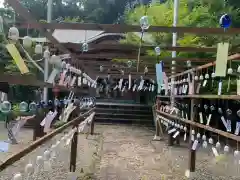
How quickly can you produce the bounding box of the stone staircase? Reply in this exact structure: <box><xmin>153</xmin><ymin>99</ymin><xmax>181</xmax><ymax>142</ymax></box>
<box><xmin>95</xmin><ymin>102</ymin><xmax>154</xmax><ymax>125</ymax></box>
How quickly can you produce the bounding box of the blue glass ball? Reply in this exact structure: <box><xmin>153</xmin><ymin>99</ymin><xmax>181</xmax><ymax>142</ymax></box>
<box><xmin>219</xmin><ymin>14</ymin><xmax>231</xmax><ymax>28</ymax></box>
<box><xmin>48</xmin><ymin>100</ymin><xmax>52</xmax><ymax>106</ymax></box>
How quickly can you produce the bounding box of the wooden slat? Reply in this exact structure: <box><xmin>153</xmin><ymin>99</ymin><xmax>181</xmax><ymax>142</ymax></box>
<box><xmin>63</xmin><ymin>43</ymin><xmax>217</xmax><ymax>53</ymax></box>
<box><xmin>157</xmin><ymin>110</ymin><xmax>240</xmax><ymax>142</ymax></box>
<box><xmin>157</xmin><ymin>95</ymin><xmax>240</xmax><ymax>100</ymax></box>
<box><xmin>0</xmin><ymin>74</ymin><xmax>89</xmax><ymax>93</ymax></box>
<box><xmin>18</xmin><ymin>22</ymin><xmax>240</xmax><ymax>35</ymax></box>
<box><xmin>169</xmin><ymin>53</ymin><xmax>240</xmax><ymax>78</ymax></box>
<box><xmin>74</xmin><ymin>53</ymin><xmax>215</xmax><ymax>62</ymax></box>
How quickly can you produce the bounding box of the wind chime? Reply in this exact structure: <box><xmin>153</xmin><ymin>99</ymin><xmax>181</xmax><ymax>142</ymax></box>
<box><xmin>11</xmin><ymin>111</ymin><xmax>96</xmax><ymax>180</ymax></box>
<box><xmin>157</xmin><ymin>12</ymin><xmax>240</xmax><ymax>173</ymax></box>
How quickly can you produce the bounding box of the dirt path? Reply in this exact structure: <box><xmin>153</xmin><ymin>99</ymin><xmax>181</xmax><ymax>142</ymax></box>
<box><xmin>94</xmin><ymin>125</ymin><xmax>240</xmax><ymax>180</ymax></box>
<box><xmin>0</xmin><ymin>123</ymin><xmax>239</xmax><ymax>179</ymax></box>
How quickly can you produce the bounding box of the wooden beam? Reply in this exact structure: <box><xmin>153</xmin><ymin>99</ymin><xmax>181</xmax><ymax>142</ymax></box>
<box><xmin>18</xmin><ymin>22</ymin><xmax>240</xmax><ymax>35</ymax></box>
<box><xmin>62</xmin><ymin>43</ymin><xmax>217</xmax><ymax>53</ymax></box>
<box><xmin>74</xmin><ymin>53</ymin><xmax>215</xmax><ymax>62</ymax></box>
<box><xmin>0</xmin><ymin>74</ymin><xmax>89</xmax><ymax>93</ymax></box>
<box><xmin>169</xmin><ymin>53</ymin><xmax>240</xmax><ymax>78</ymax></box>
<box><xmin>72</xmin><ymin>60</ymin><xmax>197</xmax><ymax>69</ymax></box>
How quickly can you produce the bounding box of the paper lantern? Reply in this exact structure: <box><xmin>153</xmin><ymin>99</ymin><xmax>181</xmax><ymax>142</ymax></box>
<box><xmin>35</xmin><ymin>44</ymin><xmax>43</xmax><ymax>54</ymax></box>
<box><xmin>0</xmin><ymin>101</ymin><xmax>11</xmax><ymax>113</ymax></box>
<box><xmin>19</xmin><ymin>101</ymin><xmax>28</xmax><ymax>112</ymax></box>
<box><xmin>23</xmin><ymin>36</ymin><xmax>32</xmax><ymax>48</ymax></box>
<box><xmin>8</xmin><ymin>26</ymin><xmax>19</xmax><ymax>41</ymax></box>
<box><xmin>155</xmin><ymin>46</ymin><xmax>161</xmax><ymax>56</ymax></box>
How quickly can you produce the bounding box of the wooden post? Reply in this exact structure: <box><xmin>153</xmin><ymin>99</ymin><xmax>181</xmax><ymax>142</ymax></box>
<box><xmin>156</xmin><ymin>119</ymin><xmax>160</xmax><ymax>137</ymax></box>
<box><xmin>188</xmin><ymin>71</ymin><xmax>196</xmax><ymax>173</ymax></box>
<box><xmin>69</xmin><ymin>125</ymin><xmax>78</xmax><ymax>172</ymax></box>
<box><xmin>168</xmin><ymin>133</ymin><xmax>174</xmax><ymax>146</ymax></box>
<box><xmin>90</xmin><ymin>115</ymin><xmax>95</xmax><ymax>135</ymax></box>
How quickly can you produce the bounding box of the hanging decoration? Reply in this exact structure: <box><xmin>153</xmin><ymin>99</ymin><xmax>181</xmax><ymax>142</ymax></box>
<box><xmin>23</xmin><ymin>36</ymin><xmax>33</xmax><ymax>48</ymax></box>
<box><xmin>219</xmin><ymin>14</ymin><xmax>231</xmax><ymax>30</ymax></box>
<box><xmin>137</xmin><ymin>4</ymin><xmax>149</xmax><ymax>72</ymax></box>
<box><xmin>82</xmin><ymin>30</ymin><xmax>89</xmax><ymax>52</ymax></box>
<box><xmin>10</xmin><ymin>111</ymin><xmax>96</xmax><ymax>180</ymax></box>
<box><xmin>8</xmin><ymin>26</ymin><xmax>19</xmax><ymax>41</ymax></box>
<box><xmin>34</xmin><ymin>43</ymin><xmax>43</xmax><ymax>54</ymax></box>
<box><xmin>19</xmin><ymin>101</ymin><xmax>28</xmax><ymax>112</ymax></box>
<box><xmin>0</xmin><ymin>100</ymin><xmax>12</xmax><ymax>113</ymax></box>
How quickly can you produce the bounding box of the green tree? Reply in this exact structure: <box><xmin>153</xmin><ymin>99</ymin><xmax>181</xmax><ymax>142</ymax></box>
<box><xmin>121</xmin><ymin>0</ymin><xmax>239</xmax><ymax>63</ymax></box>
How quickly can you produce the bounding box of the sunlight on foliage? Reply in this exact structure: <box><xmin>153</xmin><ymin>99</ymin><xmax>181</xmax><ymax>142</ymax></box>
<box><xmin>120</xmin><ymin>0</ymin><xmax>239</xmax><ymax>64</ymax></box>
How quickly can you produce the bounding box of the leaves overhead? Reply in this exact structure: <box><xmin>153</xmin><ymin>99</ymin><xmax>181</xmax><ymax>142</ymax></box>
<box><xmin>121</xmin><ymin>0</ymin><xmax>240</xmax><ymax>64</ymax></box>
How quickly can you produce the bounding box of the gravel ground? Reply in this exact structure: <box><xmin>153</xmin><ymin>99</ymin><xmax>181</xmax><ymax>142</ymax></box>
<box><xmin>0</xmin><ymin>124</ymin><xmax>102</xmax><ymax>180</ymax></box>
<box><xmin>0</xmin><ymin>123</ymin><xmax>240</xmax><ymax>180</ymax></box>
<box><xmin>94</xmin><ymin>124</ymin><xmax>240</xmax><ymax>180</ymax></box>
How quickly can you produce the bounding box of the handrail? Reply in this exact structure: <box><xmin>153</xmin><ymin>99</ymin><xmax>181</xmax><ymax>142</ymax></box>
<box><xmin>0</xmin><ymin>107</ymin><xmax>95</xmax><ymax>172</ymax></box>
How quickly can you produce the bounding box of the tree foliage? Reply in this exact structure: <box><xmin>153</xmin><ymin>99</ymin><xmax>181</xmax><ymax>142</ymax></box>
<box><xmin>121</xmin><ymin>0</ymin><xmax>240</xmax><ymax>63</ymax></box>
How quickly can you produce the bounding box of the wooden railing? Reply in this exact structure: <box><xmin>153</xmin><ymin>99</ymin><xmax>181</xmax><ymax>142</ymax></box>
<box><xmin>0</xmin><ymin>107</ymin><xmax>96</xmax><ymax>173</ymax></box>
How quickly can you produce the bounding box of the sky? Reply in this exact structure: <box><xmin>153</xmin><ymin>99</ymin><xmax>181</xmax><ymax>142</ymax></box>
<box><xmin>0</xmin><ymin>0</ymin><xmax>4</xmax><ymax>8</ymax></box>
